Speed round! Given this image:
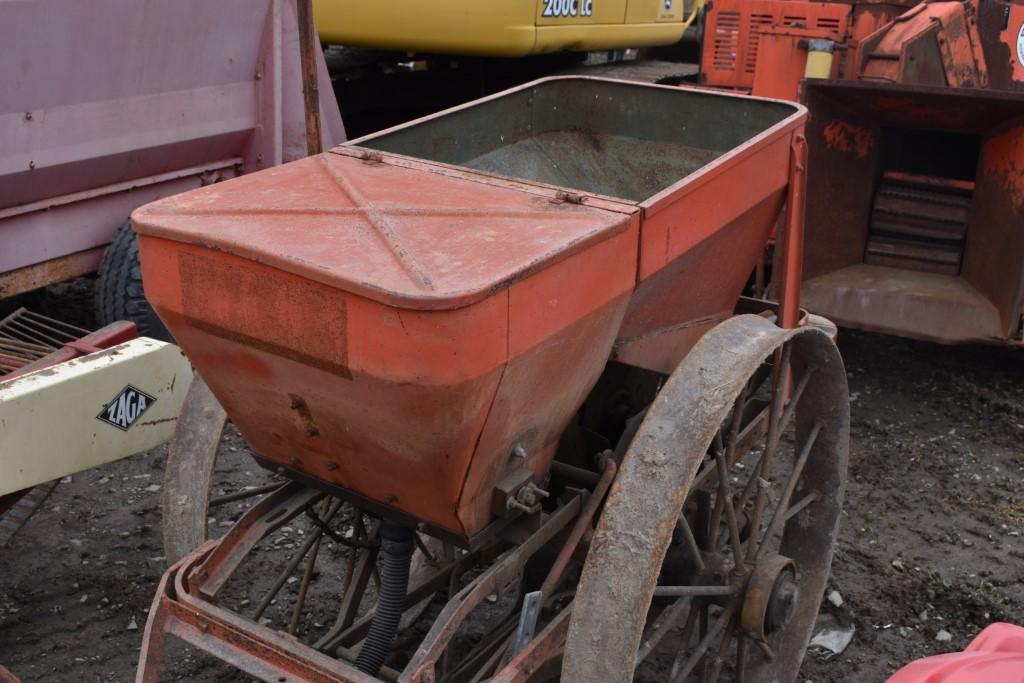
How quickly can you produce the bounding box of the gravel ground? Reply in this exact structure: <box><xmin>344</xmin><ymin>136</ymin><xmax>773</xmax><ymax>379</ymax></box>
<box><xmin>1</xmin><ymin>287</ymin><xmax>1021</xmax><ymax>681</ymax></box>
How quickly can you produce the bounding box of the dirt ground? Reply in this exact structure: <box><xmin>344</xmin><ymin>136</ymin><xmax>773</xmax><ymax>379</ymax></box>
<box><xmin>1</xmin><ymin>282</ymin><xmax>1022</xmax><ymax>682</ymax></box>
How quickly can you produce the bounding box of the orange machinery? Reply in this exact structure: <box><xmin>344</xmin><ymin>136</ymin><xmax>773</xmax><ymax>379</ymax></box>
<box><xmin>701</xmin><ymin>0</ymin><xmax>1024</xmax><ymax>345</ymax></box>
<box><xmin>130</xmin><ymin>77</ymin><xmax>851</xmax><ymax>682</ymax></box>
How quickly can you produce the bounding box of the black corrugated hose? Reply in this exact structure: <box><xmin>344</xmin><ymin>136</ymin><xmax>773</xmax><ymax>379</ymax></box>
<box><xmin>354</xmin><ymin>521</ymin><xmax>415</xmax><ymax>675</ymax></box>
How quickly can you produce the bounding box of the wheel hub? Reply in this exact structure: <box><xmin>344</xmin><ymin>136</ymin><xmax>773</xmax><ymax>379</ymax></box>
<box><xmin>740</xmin><ymin>553</ymin><xmax>799</xmax><ymax>641</ymax></box>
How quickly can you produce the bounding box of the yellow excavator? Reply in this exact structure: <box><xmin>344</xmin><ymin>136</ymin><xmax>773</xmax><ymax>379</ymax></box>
<box><xmin>314</xmin><ymin>0</ymin><xmax>697</xmax><ymax>57</ymax></box>
<box><xmin>312</xmin><ymin>0</ymin><xmax>703</xmax><ymax>135</ymax></box>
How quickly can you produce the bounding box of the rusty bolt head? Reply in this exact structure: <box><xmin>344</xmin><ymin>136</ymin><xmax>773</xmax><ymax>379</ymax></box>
<box><xmin>326</xmin><ymin>461</ymin><xmax>338</xmax><ymax>471</ymax></box>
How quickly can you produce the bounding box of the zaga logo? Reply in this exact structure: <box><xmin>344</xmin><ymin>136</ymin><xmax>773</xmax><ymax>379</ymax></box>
<box><xmin>97</xmin><ymin>385</ymin><xmax>156</xmax><ymax>431</ymax></box>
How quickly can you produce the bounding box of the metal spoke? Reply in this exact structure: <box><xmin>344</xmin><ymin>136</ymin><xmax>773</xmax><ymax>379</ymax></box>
<box><xmin>414</xmin><ymin>533</ymin><xmax>438</xmax><ymax>567</ymax></box>
<box><xmin>696</xmin><ymin>387</ymin><xmax>750</xmax><ymax>493</ymax></box>
<box><xmin>744</xmin><ymin>359</ymin><xmax>817</xmax><ymax>562</ymax></box>
<box><xmin>654</xmin><ymin>585</ymin><xmax>737</xmax><ymax>598</ymax></box>
<box><xmin>714</xmin><ymin>445</ymin><xmax>746</xmax><ymax>568</ymax></box>
<box><xmin>755</xmin><ymin>421</ymin><xmax>822</xmax><ymax>562</ymax></box>
<box><xmin>784</xmin><ymin>491</ymin><xmax>818</xmax><ymax>522</ymax></box>
<box><xmin>733</xmin><ymin>366</ymin><xmax>814</xmax><ymax>520</ymax></box>
<box><xmin>636</xmin><ymin>597</ymin><xmax>693</xmax><ymax>665</ymax></box>
<box><xmin>676</xmin><ymin>516</ymin><xmax>706</xmax><ymax>572</ymax></box>
<box><xmin>252</xmin><ymin>500</ymin><xmax>343</xmax><ymax>621</ymax></box>
<box><xmin>670</xmin><ymin>602</ymin><xmax>740</xmax><ymax>683</ymax></box>
<box><xmin>708</xmin><ymin>487</ymin><xmax>726</xmax><ymax>550</ymax></box>
<box><xmin>755</xmin><ymin>638</ymin><xmax>776</xmax><ymax>661</ymax></box>
<box><xmin>313</xmin><ymin>521</ymin><xmax>380</xmax><ymax>650</ymax></box>
<box><xmin>667</xmin><ymin>599</ymin><xmax>704</xmax><ymax>677</ymax></box>
<box><xmin>209</xmin><ymin>482</ymin><xmax>284</xmax><ymax>507</ymax></box>
<box><xmin>706</xmin><ymin>622</ymin><xmax>738</xmax><ymax>683</ymax></box>
<box><xmin>288</xmin><ymin>498</ymin><xmax>343</xmax><ymax>634</ymax></box>
<box><xmin>735</xmin><ymin>627</ymin><xmax>748</xmax><ymax>683</ymax></box>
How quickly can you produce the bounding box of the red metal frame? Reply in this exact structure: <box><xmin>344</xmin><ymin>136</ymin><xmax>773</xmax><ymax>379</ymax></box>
<box><xmin>136</xmin><ymin>481</ymin><xmax>605</xmax><ymax>683</ymax></box>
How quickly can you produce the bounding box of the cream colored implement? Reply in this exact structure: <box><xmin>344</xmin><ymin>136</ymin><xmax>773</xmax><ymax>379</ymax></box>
<box><xmin>0</xmin><ymin>338</ymin><xmax>193</xmax><ymax>496</ymax></box>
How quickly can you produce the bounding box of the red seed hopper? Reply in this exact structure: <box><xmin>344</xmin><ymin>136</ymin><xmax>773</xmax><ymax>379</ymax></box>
<box><xmin>133</xmin><ymin>77</ymin><xmax>849</xmax><ymax>683</ymax></box>
<box><xmin>134</xmin><ymin>77</ymin><xmax>803</xmax><ymax>542</ymax></box>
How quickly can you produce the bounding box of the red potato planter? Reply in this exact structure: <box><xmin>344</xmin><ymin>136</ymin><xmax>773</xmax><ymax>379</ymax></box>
<box><xmin>133</xmin><ymin>77</ymin><xmax>850</xmax><ymax>683</ymax></box>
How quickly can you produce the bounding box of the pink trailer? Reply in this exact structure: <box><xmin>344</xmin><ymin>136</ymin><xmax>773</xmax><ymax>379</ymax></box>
<box><xmin>0</xmin><ymin>0</ymin><xmax>344</xmax><ymax>335</ymax></box>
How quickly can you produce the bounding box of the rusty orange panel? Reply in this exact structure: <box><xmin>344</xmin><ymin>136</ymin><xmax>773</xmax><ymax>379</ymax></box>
<box><xmin>134</xmin><ymin>151</ymin><xmax>634</xmax><ymax>538</ymax></box>
<box><xmin>702</xmin><ymin>0</ymin><xmax>852</xmax><ymax>89</ymax></box>
<box><xmin>616</xmin><ymin>190</ymin><xmax>786</xmax><ymax>373</ymax></box>
<box><xmin>637</xmin><ymin>130</ymin><xmax>792</xmax><ymax>281</ymax></box>
<box><xmin>858</xmin><ymin>2</ymin><xmax>989</xmax><ymax>87</ymax></box>
<box><xmin>752</xmin><ymin>27</ymin><xmax>842</xmax><ymax>100</ymax></box>
<box><xmin>138</xmin><ymin>237</ymin><xmax>510</xmax><ymax>536</ymax></box>
<box><xmin>457</xmin><ymin>217</ymin><xmax>640</xmax><ymax>533</ymax></box>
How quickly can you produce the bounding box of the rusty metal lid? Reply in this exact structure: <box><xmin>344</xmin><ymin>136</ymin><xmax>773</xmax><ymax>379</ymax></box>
<box><xmin>132</xmin><ymin>152</ymin><xmax>632</xmax><ymax>311</ymax></box>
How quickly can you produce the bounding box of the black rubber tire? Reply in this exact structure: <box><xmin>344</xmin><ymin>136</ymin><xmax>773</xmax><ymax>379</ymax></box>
<box><xmin>94</xmin><ymin>220</ymin><xmax>173</xmax><ymax>341</ymax></box>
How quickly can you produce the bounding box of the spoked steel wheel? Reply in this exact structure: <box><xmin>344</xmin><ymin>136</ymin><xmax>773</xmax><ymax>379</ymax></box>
<box><xmin>563</xmin><ymin>315</ymin><xmax>849</xmax><ymax>683</ymax></box>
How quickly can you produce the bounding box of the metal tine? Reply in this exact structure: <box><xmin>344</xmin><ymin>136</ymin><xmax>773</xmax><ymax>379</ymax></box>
<box><xmin>0</xmin><ymin>307</ymin><xmax>28</xmax><ymax>330</ymax></box>
<box><xmin>0</xmin><ymin>336</ymin><xmax>54</xmax><ymax>353</ymax></box>
<box><xmin>0</xmin><ymin>346</ymin><xmax>41</xmax><ymax>362</ymax></box>
<box><xmin>5</xmin><ymin>318</ymin><xmax>66</xmax><ymax>348</ymax></box>
<box><xmin>21</xmin><ymin>309</ymin><xmax>90</xmax><ymax>336</ymax></box>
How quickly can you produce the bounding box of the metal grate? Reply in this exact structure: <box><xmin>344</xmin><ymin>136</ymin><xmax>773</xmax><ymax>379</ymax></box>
<box><xmin>712</xmin><ymin>11</ymin><xmax>742</xmax><ymax>71</ymax></box>
<box><xmin>865</xmin><ymin>173</ymin><xmax>973</xmax><ymax>275</ymax></box>
<box><xmin>745</xmin><ymin>13</ymin><xmax>775</xmax><ymax>73</ymax></box>
<box><xmin>0</xmin><ymin>308</ymin><xmax>89</xmax><ymax>377</ymax></box>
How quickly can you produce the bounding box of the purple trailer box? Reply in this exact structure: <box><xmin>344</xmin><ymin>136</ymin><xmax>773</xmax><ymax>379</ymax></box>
<box><xmin>0</xmin><ymin>0</ymin><xmax>344</xmax><ymax>299</ymax></box>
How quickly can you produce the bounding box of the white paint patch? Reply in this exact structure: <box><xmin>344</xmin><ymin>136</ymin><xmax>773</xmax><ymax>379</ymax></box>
<box><xmin>1018</xmin><ymin>22</ymin><xmax>1024</xmax><ymax>68</ymax></box>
